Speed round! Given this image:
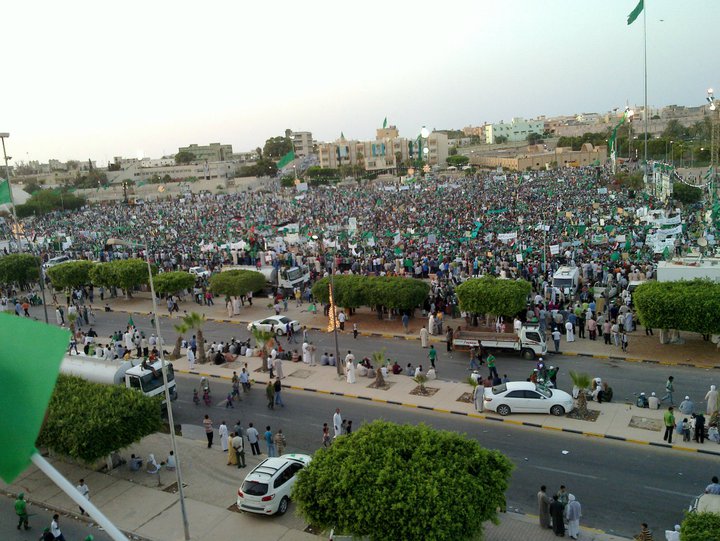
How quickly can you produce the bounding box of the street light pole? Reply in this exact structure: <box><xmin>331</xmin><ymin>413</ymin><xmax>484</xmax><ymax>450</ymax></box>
<box><xmin>0</xmin><ymin>133</ymin><xmax>20</xmax><ymax>251</ymax></box>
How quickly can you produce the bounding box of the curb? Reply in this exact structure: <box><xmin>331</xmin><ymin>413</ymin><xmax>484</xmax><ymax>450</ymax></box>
<box><xmin>110</xmin><ymin>306</ymin><xmax>720</xmax><ymax>370</ymax></box>
<box><xmin>177</xmin><ymin>369</ymin><xmax>720</xmax><ymax>458</ymax></box>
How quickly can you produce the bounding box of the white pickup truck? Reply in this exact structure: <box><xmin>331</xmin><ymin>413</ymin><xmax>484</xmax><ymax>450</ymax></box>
<box><xmin>453</xmin><ymin>324</ymin><xmax>547</xmax><ymax>360</ymax></box>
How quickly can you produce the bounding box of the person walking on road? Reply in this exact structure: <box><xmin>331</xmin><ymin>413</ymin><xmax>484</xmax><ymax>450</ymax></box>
<box><xmin>420</xmin><ymin>326</ymin><xmax>429</xmax><ymax>348</ymax></box>
<box><xmin>565</xmin><ymin>494</ymin><xmax>582</xmax><ymax>539</ymax></box>
<box><xmin>51</xmin><ymin>513</ymin><xmax>66</xmax><ymax>541</ymax></box>
<box><xmin>265</xmin><ymin>426</ymin><xmax>276</xmax><ymax>457</ymax></box>
<box><xmin>663</xmin><ymin>407</ymin><xmax>676</xmax><ymax>444</ymax></box>
<box><xmin>274</xmin><ymin>378</ymin><xmax>285</xmax><ymax>407</ymax></box>
<box><xmin>549</xmin><ymin>495</ymin><xmax>564</xmax><ymax>536</ymax></box>
<box><xmin>322</xmin><ymin>423</ymin><xmax>331</xmax><ymax>447</ymax></box>
<box><xmin>76</xmin><ymin>478</ymin><xmax>90</xmax><ymax>516</ymax></box>
<box><xmin>660</xmin><ymin>376</ymin><xmax>675</xmax><ymax>405</ymax></box>
<box><xmin>266</xmin><ymin>380</ymin><xmax>275</xmax><ymax>410</ymax></box>
<box><xmin>203</xmin><ymin>415</ymin><xmax>213</xmax><ymax>448</ymax></box>
<box><xmin>219</xmin><ymin>421</ymin><xmax>229</xmax><ymax>452</ymax></box>
<box><xmin>14</xmin><ymin>492</ymin><xmax>29</xmax><ymax>530</ymax></box>
<box><xmin>537</xmin><ymin>485</ymin><xmax>552</xmax><ymax>529</ymax></box>
<box><xmin>274</xmin><ymin>429</ymin><xmax>286</xmax><ymax>455</ymax></box>
<box><xmin>428</xmin><ymin>345</ymin><xmax>437</xmax><ymax>370</ymax></box>
<box><xmin>445</xmin><ymin>327</ymin><xmax>454</xmax><ymax>357</ymax></box>
<box><xmin>333</xmin><ymin>408</ymin><xmax>343</xmax><ymax>438</ymax></box>
<box><xmin>246</xmin><ymin>423</ymin><xmax>260</xmax><ymax>455</ymax></box>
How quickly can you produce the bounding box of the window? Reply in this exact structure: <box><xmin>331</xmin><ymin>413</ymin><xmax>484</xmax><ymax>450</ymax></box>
<box><xmin>242</xmin><ymin>480</ymin><xmax>268</xmax><ymax>496</ymax></box>
<box><xmin>534</xmin><ymin>386</ymin><xmax>552</xmax><ymax>398</ymax></box>
<box><xmin>523</xmin><ymin>390</ymin><xmax>542</xmax><ymax>399</ymax></box>
<box><xmin>129</xmin><ymin>376</ymin><xmax>142</xmax><ymax>390</ymax></box>
<box><xmin>526</xmin><ymin>332</ymin><xmax>541</xmax><ymax>342</ymax></box>
<box><xmin>506</xmin><ymin>390</ymin><xmax>525</xmax><ymax>398</ymax></box>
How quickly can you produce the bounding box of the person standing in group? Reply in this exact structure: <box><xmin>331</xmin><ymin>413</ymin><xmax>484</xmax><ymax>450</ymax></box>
<box><xmin>274</xmin><ymin>429</ymin><xmax>286</xmax><ymax>455</ymax></box>
<box><xmin>660</xmin><ymin>376</ymin><xmax>675</xmax><ymax>405</ymax></box>
<box><xmin>705</xmin><ymin>385</ymin><xmax>718</xmax><ymax>416</ymax></box>
<box><xmin>187</xmin><ymin>347</ymin><xmax>196</xmax><ymax>370</ymax></box>
<box><xmin>203</xmin><ymin>414</ymin><xmax>214</xmax><ymax>448</ymax></box>
<box><xmin>51</xmin><ymin>513</ymin><xmax>66</xmax><ymax>541</ymax></box>
<box><xmin>663</xmin><ymin>406</ymin><xmax>676</xmax><ymax>444</ymax></box>
<box><xmin>445</xmin><ymin>327</ymin><xmax>454</xmax><ymax>358</ymax></box>
<box><xmin>266</xmin><ymin>380</ymin><xmax>275</xmax><ymax>409</ymax></box>
<box><xmin>420</xmin><ymin>325</ymin><xmax>429</xmax><ymax>348</ymax></box>
<box><xmin>232</xmin><ymin>431</ymin><xmax>246</xmax><ymax>468</ymax></box>
<box><xmin>565</xmin><ymin>494</ymin><xmax>582</xmax><ymax>539</ymax></box>
<box><xmin>76</xmin><ymin>478</ymin><xmax>90</xmax><ymax>516</ymax></box>
<box><xmin>473</xmin><ymin>380</ymin><xmax>484</xmax><ymax>412</ymax></box>
<box><xmin>227</xmin><ymin>432</ymin><xmax>238</xmax><ymax>466</ymax></box>
<box><xmin>333</xmin><ymin>408</ymin><xmax>343</xmax><ymax>438</ymax></box>
<box><xmin>549</xmin><ymin>495</ymin><xmax>564</xmax><ymax>537</ymax></box>
<box><xmin>14</xmin><ymin>492</ymin><xmax>29</xmax><ymax>530</ymax></box>
<box><xmin>537</xmin><ymin>485</ymin><xmax>552</xmax><ymax>529</ymax></box>
<box><xmin>487</xmin><ymin>353</ymin><xmax>498</xmax><ymax>380</ymax></box>
<box><xmin>693</xmin><ymin>412</ymin><xmax>706</xmax><ymax>444</ymax></box>
<box><xmin>246</xmin><ymin>423</ymin><xmax>260</xmax><ymax>455</ymax></box>
<box><xmin>552</xmin><ymin>328</ymin><xmax>561</xmax><ymax>353</ymax></box>
<box><xmin>264</xmin><ymin>426</ymin><xmax>276</xmax><ymax>457</ymax></box>
<box><xmin>273</xmin><ymin>378</ymin><xmax>285</xmax><ymax>407</ymax></box>
<box><xmin>565</xmin><ymin>320</ymin><xmax>574</xmax><ymax>343</ymax></box>
<box><xmin>428</xmin><ymin>345</ymin><xmax>438</xmax><ymax>370</ymax></box>
<box><xmin>219</xmin><ymin>421</ymin><xmax>229</xmax><ymax>453</ymax></box>
<box><xmin>322</xmin><ymin>423</ymin><xmax>331</xmax><ymax>447</ymax></box>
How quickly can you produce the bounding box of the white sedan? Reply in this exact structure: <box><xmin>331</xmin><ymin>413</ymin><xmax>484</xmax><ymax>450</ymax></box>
<box><xmin>247</xmin><ymin>315</ymin><xmax>301</xmax><ymax>335</ymax></box>
<box><xmin>237</xmin><ymin>453</ymin><xmax>312</xmax><ymax>515</ymax></box>
<box><xmin>483</xmin><ymin>381</ymin><xmax>574</xmax><ymax>416</ymax></box>
<box><xmin>188</xmin><ymin>266</ymin><xmax>211</xmax><ymax>279</ymax></box>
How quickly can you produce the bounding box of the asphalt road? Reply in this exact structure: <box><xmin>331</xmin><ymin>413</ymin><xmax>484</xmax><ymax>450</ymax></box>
<box><xmin>169</xmin><ymin>373</ymin><xmax>713</xmax><ymax>539</ymax></box>
<box><xmin>0</xmin><ymin>496</ymin><xmax>112</xmax><ymax>541</ymax></box>
<box><xmin>47</xmin><ymin>307</ymin><xmax>720</xmax><ymax>405</ymax></box>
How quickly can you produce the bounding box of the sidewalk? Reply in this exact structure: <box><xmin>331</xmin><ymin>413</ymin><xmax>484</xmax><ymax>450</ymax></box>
<box><xmin>102</xmin><ymin>293</ymin><xmax>720</xmax><ymax>369</ymax></box>
<box><xmin>0</xmin><ymin>432</ymin><xmax>631</xmax><ymax>541</ymax></box>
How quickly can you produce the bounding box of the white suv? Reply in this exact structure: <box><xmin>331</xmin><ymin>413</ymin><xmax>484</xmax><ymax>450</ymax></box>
<box><xmin>236</xmin><ymin>454</ymin><xmax>311</xmax><ymax>515</ymax></box>
<box><xmin>188</xmin><ymin>266</ymin><xmax>211</xmax><ymax>279</ymax></box>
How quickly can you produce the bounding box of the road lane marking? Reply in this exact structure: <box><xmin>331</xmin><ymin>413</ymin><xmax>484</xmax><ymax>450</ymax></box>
<box><xmin>643</xmin><ymin>486</ymin><xmax>696</xmax><ymax>498</ymax></box>
<box><xmin>531</xmin><ymin>465</ymin><xmax>602</xmax><ymax>480</ymax></box>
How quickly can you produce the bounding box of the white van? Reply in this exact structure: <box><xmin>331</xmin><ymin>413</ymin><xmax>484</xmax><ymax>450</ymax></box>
<box><xmin>552</xmin><ymin>266</ymin><xmax>580</xmax><ymax>295</ymax></box>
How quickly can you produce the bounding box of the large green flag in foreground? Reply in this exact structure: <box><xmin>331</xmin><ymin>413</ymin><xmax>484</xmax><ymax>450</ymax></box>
<box><xmin>277</xmin><ymin>150</ymin><xmax>296</xmax><ymax>169</ymax></box>
<box><xmin>0</xmin><ymin>315</ymin><xmax>69</xmax><ymax>482</ymax></box>
<box><xmin>627</xmin><ymin>0</ymin><xmax>643</xmax><ymax>25</ymax></box>
<box><xmin>0</xmin><ymin>179</ymin><xmax>12</xmax><ymax>205</ymax></box>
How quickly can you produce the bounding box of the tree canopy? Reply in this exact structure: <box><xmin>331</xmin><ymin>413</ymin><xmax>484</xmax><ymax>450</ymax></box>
<box><xmin>175</xmin><ymin>150</ymin><xmax>196</xmax><ymax>164</ymax></box>
<box><xmin>0</xmin><ymin>254</ymin><xmax>40</xmax><ymax>287</ymax></box>
<box><xmin>87</xmin><ymin>259</ymin><xmax>154</xmax><ymax>294</ymax></box>
<box><xmin>447</xmin><ymin>154</ymin><xmax>470</xmax><ymax>166</ymax></box>
<box><xmin>293</xmin><ymin>420</ymin><xmax>513</xmax><ymax>541</ymax></box>
<box><xmin>312</xmin><ymin>275</ymin><xmax>429</xmax><ymax>311</ymax></box>
<box><xmin>209</xmin><ymin>269</ymin><xmax>266</xmax><ymax>297</ymax></box>
<box><xmin>679</xmin><ymin>511</ymin><xmax>720</xmax><ymax>541</ymax></box>
<box><xmin>15</xmin><ymin>189</ymin><xmax>85</xmax><ymax>217</ymax></box>
<box><xmin>46</xmin><ymin>260</ymin><xmax>95</xmax><ymax>291</ymax></box>
<box><xmin>37</xmin><ymin>375</ymin><xmax>162</xmax><ymax>463</ymax></box>
<box><xmin>673</xmin><ymin>182</ymin><xmax>702</xmax><ymax>205</ymax></box>
<box><xmin>263</xmin><ymin>136</ymin><xmax>293</xmax><ymax>159</ymax></box>
<box><xmin>153</xmin><ymin>271</ymin><xmax>196</xmax><ymax>295</ymax></box>
<box><xmin>456</xmin><ymin>276</ymin><xmax>532</xmax><ymax>317</ymax></box>
<box><xmin>634</xmin><ymin>279</ymin><xmax>720</xmax><ymax>335</ymax></box>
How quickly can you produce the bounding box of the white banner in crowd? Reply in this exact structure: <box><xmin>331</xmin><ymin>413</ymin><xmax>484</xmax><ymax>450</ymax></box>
<box><xmin>549</xmin><ymin>244</ymin><xmax>560</xmax><ymax>255</ymax></box>
<box><xmin>655</xmin><ymin>224</ymin><xmax>682</xmax><ymax>236</ymax></box>
<box><xmin>296</xmin><ymin>183</ymin><xmax>308</xmax><ymax>193</ymax></box>
<box><xmin>348</xmin><ymin>217</ymin><xmax>357</xmax><ymax>233</ymax></box>
<box><xmin>655</xmin><ymin>215</ymin><xmax>681</xmax><ymax>226</ymax></box>
<box><xmin>497</xmin><ymin>232</ymin><xmax>518</xmax><ymax>242</ymax></box>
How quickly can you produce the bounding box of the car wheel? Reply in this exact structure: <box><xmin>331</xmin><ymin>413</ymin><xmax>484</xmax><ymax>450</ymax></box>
<box><xmin>521</xmin><ymin>348</ymin><xmax>535</xmax><ymax>360</ymax></box>
<box><xmin>550</xmin><ymin>405</ymin><xmax>565</xmax><ymax>416</ymax></box>
<box><xmin>276</xmin><ymin>329</ymin><xmax>285</xmax><ymax>336</ymax></box>
<box><xmin>496</xmin><ymin>404</ymin><xmax>511</xmax><ymax>416</ymax></box>
<box><xmin>276</xmin><ymin>496</ymin><xmax>289</xmax><ymax>515</ymax></box>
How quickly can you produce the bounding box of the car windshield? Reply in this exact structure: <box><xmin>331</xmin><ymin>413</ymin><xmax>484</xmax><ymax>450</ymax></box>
<box><xmin>491</xmin><ymin>384</ymin><xmax>507</xmax><ymax>394</ymax></box>
<box><xmin>286</xmin><ymin>268</ymin><xmax>302</xmax><ymax>281</ymax></box>
<box><xmin>534</xmin><ymin>385</ymin><xmax>552</xmax><ymax>398</ymax></box>
<box><xmin>553</xmin><ymin>278</ymin><xmax>572</xmax><ymax>288</ymax></box>
<box><xmin>242</xmin><ymin>480</ymin><xmax>268</xmax><ymax>496</ymax></box>
<box><xmin>278</xmin><ymin>316</ymin><xmax>291</xmax><ymax>324</ymax></box>
<box><xmin>140</xmin><ymin>365</ymin><xmax>175</xmax><ymax>392</ymax></box>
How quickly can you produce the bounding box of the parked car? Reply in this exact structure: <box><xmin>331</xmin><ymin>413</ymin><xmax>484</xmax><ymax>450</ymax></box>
<box><xmin>688</xmin><ymin>493</ymin><xmax>720</xmax><ymax>514</ymax></box>
<box><xmin>247</xmin><ymin>315</ymin><xmax>301</xmax><ymax>335</ymax></box>
<box><xmin>188</xmin><ymin>266</ymin><xmax>211</xmax><ymax>279</ymax></box>
<box><xmin>236</xmin><ymin>454</ymin><xmax>312</xmax><ymax>515</ymax></box>
<box><xmin>43</xmin><ymin>255</ymin><xmax>72</xmax><ymax>269</ymax></box>
<box><xmin>483</xmin><ymin>381</ymin><xmax>574</xmax><ymax>416</ymax></box>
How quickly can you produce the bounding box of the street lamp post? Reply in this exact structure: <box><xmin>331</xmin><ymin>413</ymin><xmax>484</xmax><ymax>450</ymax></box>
<box><xmin>421</xmin><ymin>126</ymin><xmax>430</xmax><ymax>171</ymax></box>
<box><xmin>0</xmin><ymin>133</ymin><xmax>20</xmax><ymax>250</ymax></box>
<box><xmin>313</xmin><ymin>234</ymin><xmax>343</xmax><ymax>378</ymax></box>
<box><xmin>670</xmin><ymin>140</ymin><xmax>674</xmax><ymax>166</ymax></box>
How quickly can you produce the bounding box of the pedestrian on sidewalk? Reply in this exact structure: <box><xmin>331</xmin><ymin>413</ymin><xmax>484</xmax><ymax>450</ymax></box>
<box><xmin>76</xmin><ymin>478</ymin><xmax>90</xmax><ymax>516</ymax></box>
<box><xmin>549</xmin><ymin>495</ymin><xmax>564</xmax><ymax>536</ymax></box>
<box><xmin>428</xmin><ymin>345</ymin><xmax>437</xmax><ymax>370</ymax></box>
<box><xmin>705</xmin><ymin>385</ymin><xmax>718</xmax><ymax>416</ymax></box>
<box><xmin>663</xmin><ymin>407</ymin><xmax>676</xmax><ymax>444</ymax></box>
<box><xmin>338</xmin><ymin>310</ymin><xmax>346</xmax><ymax>331</ymax></box>
<box><xmin>265</xmin><ymin>426</ymin><xmax>276</xmax><ymax>457</ymax></box>
<box><xmin>246</xmin><ymin>423</ymin><xmax>260</xmax><ymax>455</ymax></box>
<box><xmin>353</xmin><ymin>323</ymin><xmax>358</xmax><ymax>339</ymax></box>
<box><xmin>322</xmin><ymin>423</ymin><xmax>331</xmax><ymax>447</ymax></box>
<box><xmin>660</xmin><ymin>376</ymin><xmax>675</xmax><ymax>405</ymax></box>
<box><xmin>565</xmin><ymin>320</ymin><xmax>575</xmax><ymax>342</ymax></box>
<box><xmin>621</xmin><ymin>331</ymin><xmax>629</xmax><ymax>352</ymax></box>
<box><xmin>14</xmin><ymin>492</ymin><xmax>29</xmax><ymax>530</ymax></box>
<box><xmin>219</xmin><ymin>421</ymin><xmax>229</xmax><ymax>452</ymax></box>
<box><xmin>552</xmin><ymin>328</ymin><xmax>561</xmax><ymax>353</ymax></box>
<box><xmin>232</xmin><ymin>432</ymin><xmax>246</xmax><ymax>467</ymax></box>
<box><xmin>473</xmin><ymin>380</ymin><xmax>484</xmax><ymax>412</ymax></box>
<box><xmin>203</xmin><ymin>415</ymin><xmax>214</xmax><ymax>448</ymax></box>
<box><xmin>266</xmin><ymin>380</ymin><xmax>275</xmax><ymax>409</ymax></box>
<box><xmin>693</xmin><ymin>413</ymin><xmax>706</xmax><ymax>443</ymax></box>
<box><xmin>274</xmin><ymin>429</ymin><xmax>286</xmax><ymax>455</ymax></box>
<box><xmin>565</xmin><ymin>494</ymin><xmax>582</xmax><ymax>539</ymax></box>
<box><xmin>402</xmin><ymin>313</ymin><xmax>409</xmax><ymax>333</ymax></box>
<box><xmin>187</xmin><ymin>347</ymin><xmax>196</xmax><ymax>370</ymax></box>
<box><xmin>446</xmin><ymin>327</ymin><xmax>454</xmax><ymax>357</ymax></box>
<box><xmin>274</xmin><ymin>378</ymin><xmax>285</xmax><ymax>407</ymax></box>
<box><xmin>602</xmin><ymin>319</ymin><xmax>611</xmax><ymax>344</ymax></box>
<box><xmin>274</xmin><ymin>355</ymin><xmax>284</xmax><ymax>379</ymax></box>
<box><xmin>420</xmin><ymin>326</ymin><xmax>429</xmax><ymax>348</ymax></box>
<box><xmin>537</xmin><ymin>485</ymin><xmax>552</xmax><ymax>529</ymax></box>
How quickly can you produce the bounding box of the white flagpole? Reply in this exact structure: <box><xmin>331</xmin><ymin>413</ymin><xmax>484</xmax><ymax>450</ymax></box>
<box><xmin>643</xmin><ymin>0</ymin><xmax>649</xmax><ymax>166</ymax></box>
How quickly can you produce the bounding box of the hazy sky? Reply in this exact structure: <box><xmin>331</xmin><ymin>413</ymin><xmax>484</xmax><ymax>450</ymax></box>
<box><xmin>3</xmin><ymin>0</ymin><xmax>718</xmax><ymax>165</ymax></box>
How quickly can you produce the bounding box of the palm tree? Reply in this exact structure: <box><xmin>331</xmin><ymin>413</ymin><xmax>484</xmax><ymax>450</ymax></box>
<box><xmin>179</xmin><ymin>312</ymin><xmax>207</xmax><ymax>363</ymax></box>
<box><xmin>251</xmin><ymin>327</ymin><xmax>275</xmax><ymax>372</ymax></box>
<box><xmin>569</xmin><ymin>370</ymin><xmax>592</xmax><ymax>418</ymax></box>
<box><xmin>171</xmin><ymin>321</ymin><xmax>187</xmax><ymax>360</ymax></box>
<box><xmin>370</xmin><ymin>348</ymin><xmax>387</xmax><ymax>388</ymax></box>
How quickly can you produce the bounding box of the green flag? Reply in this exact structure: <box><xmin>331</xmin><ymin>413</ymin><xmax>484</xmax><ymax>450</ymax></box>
<box><xmin>383</xmin><ymin>117</ymin><xmax>388</xmax><ymax>129</ymax></box>
<box><xmin>0</xmin><ymin>179</ymin><xmax>12</xmax><ymax>205</ymax></box>
<box><xmin>627</xmin><ymin>0</ymin><xmax>643</xmax><ymax>25</ymax></box>
<box><xmin>704</xmin><ymin>166</ymin><xmax>714</xmax><ymax>180</ymax></box>
<box><xmin>128</xmin><ymin>316</ymin><xmax>134</xmax><ymax>327</ymax></box>
<box><xmin>0</xmin><ymin>314</ymin><xmax>69</xmax><ymax>482</ymax></box>
<box><xmin>277</xmin><ymin>150</ymin><xmax>295</xmax><ymax>169</ymax></box>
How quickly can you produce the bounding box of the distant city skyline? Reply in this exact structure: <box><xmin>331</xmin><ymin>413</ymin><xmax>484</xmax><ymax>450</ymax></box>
<box><xmin>4</xmin><ymin>0</ymin><xmax>718</xmax><ymax>165</ymax></box>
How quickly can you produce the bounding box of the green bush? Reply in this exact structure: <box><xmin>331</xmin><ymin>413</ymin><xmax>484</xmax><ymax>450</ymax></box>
<box><xmin>680</xmin><ymin>511</ymin><xmax>720</xmax><ymax>541</ymax></box>
<box><xmin>634</xmin><ymin>279</ymin><xmax>720</xmax><ymax>335</ymax></box>
<box><xmin>0</xmin><ymin>253</ymin><xmax>40</xmax><ymax>287</ymax></box>
<box><xmin>153</xmin><ymin>271</ymin><xmax>196</xmax><ymax>295</ymax></box>
<box><xmin>46</xmin><ymin>260</ymin><xmax>95</xmax><ymax>291</ymax></box>
<box><xmin>456</xmin><ymin>276</ymin><xmax>532</xmax><ymax>317</ymax></box>
<box><xmin>293</xmin><ymin>420</ymin><xmax>513</xmax><ymax>541</ymax></box>
<box><xmin>15</xmin><ymin>189</ymin><xmax>85</xmax><ymax>217</ymax></box>
<box><xmin>209</xmin><ymin>269</ymin><xmax>266</xmax><ymax>297</ymax></box>
<box><xmin>312</xmin><ymin>275</ymin><xmax>429</xmax><ymax>310</ymax></box>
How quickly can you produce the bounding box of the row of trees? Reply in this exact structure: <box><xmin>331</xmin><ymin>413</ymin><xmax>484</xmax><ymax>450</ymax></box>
<box><xmin>456</xmin><ymin>276</ymin><xmax>532</xmax><ymax>318</ymax></box>
<box><xmin>311</xmin><ymin>275</ymin><xmax>430</xmax><ymax>313</ymax></box>
<box><xmin>15</xmin><ymin>189</ymin><xmax>86</xmax><ymax>217</ymax></box>
<box><xmin>0</xmin><ymin>254</ymin><xmax>40</xmax><ymax>288</ymax></box>
<box><xmin>46</xmin><ymin>259</ymin><xmax>154</xmax><ymax>297</ymax></box>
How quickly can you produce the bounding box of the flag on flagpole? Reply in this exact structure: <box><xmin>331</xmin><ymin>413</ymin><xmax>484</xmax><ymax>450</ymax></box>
<box><xmin>277</xmin><ymin>150</ymin><xmax>295</xmax><ymax>169</ymax></box>
<box><xmin>382</xmin><ymin>117</ymin><xmax>388</xmax><ymax>129</ymax></box>
<box><xmin>0</xmin><ymin>179</ymin><xmax>12</xmax><ymax>205</ymax></box>
<box><xmin>627</xmin><ymin>0</ymin><xmax>644</xmax><ymax>25</ymax></box>
<box><xmin>704</xmin><ymin>166</ymin><xmax>714</xmax><ymax>180</ymax></box>
<box><xmin>128</xmin><ymin>316</ymin><xmax>134</xmax><ymax>327</ymax></box>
